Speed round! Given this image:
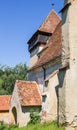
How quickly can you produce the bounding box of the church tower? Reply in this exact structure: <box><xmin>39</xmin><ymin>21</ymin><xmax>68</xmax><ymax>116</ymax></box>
<box><xmin>27</xmin><ymin>10</ymin><xmax>60</xmax><ymax>68</ymax></box>
<box><xmin>58</xmin><ymin>0</ymin><xmax>77</xmax><ymax>128</ymax></box>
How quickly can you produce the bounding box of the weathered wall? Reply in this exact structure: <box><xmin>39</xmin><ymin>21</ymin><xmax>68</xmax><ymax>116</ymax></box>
<box><xmin>0</xmin><ymin>111</ymin><xmax>9</xmax><ymax>124</ymax></box>
<box><xmin>10</xmin><ymin>85</ymin><xmax>41</xmax><ymax>127</ymax></box>
<box><xmin>30</xmin><ymin>46</ymin><xmax>39</xmax><ymax>67</ymax></box>
<box><xmin>66</xmin><ymin>0</ymin><xmax>77</xmax><ymax>127</ymax></box>
<box><xmin>21</xmin><ymin>106</ymin><xmax>41</xmax><ymax>125</ymax></box>
<box><xmin>28</xmin><ymin>67</ymin><xmax>44</xmax><ymax>93</ymax></box>
<box><xmin>30</xmin><ymin>46</ymin><xmax>44</xmax><ymax>67</ymax></box>
<box><xmin>28</xmin><ymin>58</ymin><xmax>61</xmax><ymax>93</ymax></box>
<box><xmin>59</xmin><ymin>0</ymin><xmax>77</xmax><ymax>129</ymax></box>
<box><xmin>58</xmin><ymin>67</ymin><xmax>70</xmax><ymax>125</ymax></box>
<box><xmin>10</xmin><ymin>85</ymin><xmax>23</xmax><ymax>126</ymax></box>
<box><xmin>42</xmin><ymin>73</ymin><xmax>59</xmax><ymax>122</ymax></box>
<box><xmin>62</xmin><ymin>3</ymin><xmax>70</xmax><ymax>66</ymax></box>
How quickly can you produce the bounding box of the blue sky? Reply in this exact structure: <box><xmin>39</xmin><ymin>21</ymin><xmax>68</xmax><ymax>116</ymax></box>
<box><xmin>0</xmin><ymin>0</ymin><xmax>63</xmax><ymax>67</ymax></box>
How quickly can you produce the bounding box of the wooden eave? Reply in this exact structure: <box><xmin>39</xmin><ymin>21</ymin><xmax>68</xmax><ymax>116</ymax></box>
<box><xmin>59</xmin><ymin>2</ymin><xmax>71</xmax><ymax>13</ymax></box>
<box><xmin>27</xmin><ymin>30</ymin><xmax>52</xmax><ymax>45</ymax></box>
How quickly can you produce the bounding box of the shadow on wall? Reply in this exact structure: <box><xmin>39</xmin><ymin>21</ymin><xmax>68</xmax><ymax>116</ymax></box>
<box><xmin>12</xmin><ymin>107</ymin><xmax>17</xmax><ymax>124</ymax></box>
<box><xmin>55</xmin><ymin>68</ymin><xmax>67</xmax><ymax>125</ymax></box>
<box><xmin>62</xmin><ymin>5</ymin><xmax>70</xmax><ymax>25</ymax></box>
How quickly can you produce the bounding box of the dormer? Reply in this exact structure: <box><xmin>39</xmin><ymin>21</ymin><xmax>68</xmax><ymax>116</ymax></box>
<box><xmin>28</xmin><ymin>31</ymin><xmax>51</xmax><ymax>52</ymax></box>
<box><xmin>27</xmin><ymin>10</ymin><xmax>61</xmax><ymax>68</ymax></box>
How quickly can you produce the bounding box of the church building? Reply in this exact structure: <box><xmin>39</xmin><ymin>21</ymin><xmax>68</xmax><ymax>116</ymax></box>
<box><xmin>27</xmin><ymin>10</ymin><xmax>62</xmax><ymax>122</ymax></box>
<box><xmin>10</xmin><ymin>0</ymin><xmax>77</xmax><ymax>129</ymax></box>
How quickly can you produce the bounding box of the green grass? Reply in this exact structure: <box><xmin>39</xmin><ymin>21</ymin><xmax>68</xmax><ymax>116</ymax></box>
<box><xmin>0</xmin><ymin>121</ymin><xmax>65</xmax><ymax>130</ymax></box>
<box><xmin>19</xmin><ymin>121</ymin><xmax>65</xmax><ymax>130</ymax></box>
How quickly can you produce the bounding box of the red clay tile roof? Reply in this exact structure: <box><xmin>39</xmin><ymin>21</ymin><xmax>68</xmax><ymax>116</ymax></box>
<box><xmin>29</xmin><ymin>22</ymin><xmax>62</xmax><ymax>71</ymax></box>
<box><xmin>16</xmin><ymin>80</ymin><xmax>42</xmax><ymax>106</ymax></box>
<box><xmin>0</xmin><ymin>95</ymin><xmax>11</xmax><ymax>111</ymax></box>
<box><xmin>38</xmin><ymin>10</ymin><xmax>61</xmax><ymax>33</ymax></box>
<box><xmin>27</xmin><ymin>10</ymin><xmax>61</xmax><ymax>44</ymax></box>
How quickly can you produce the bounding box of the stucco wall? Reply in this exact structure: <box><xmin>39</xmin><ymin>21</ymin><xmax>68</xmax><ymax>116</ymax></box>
<box><xmin>21</xmin><ymin>106</ymin><xmax>41</xmax><ymax>125</ymax></box>
<box><xmin>0</xmin><ymin>111</ymin><xmax>9</xmax><ymax>124</ymax></box>
<box><xmin>30</xmin><ymin>46</ymin><xmax>44</xmax><ymax>67</ymax></box>
<box><xmin>62</xmin><ymin>4</ymin><xmax>70</xmax><ymax>66</ymax></box>
<box><xmin>66</xmin><ymin>0</ymin><xmax>77</xmax><ymax>127</ymax></box>
<box><xmin>10</xmin><ymin>85</ymin><xmax>23</xmax><ymax>127</ymax></box>
<box><xmin>10</xmin><ymin>85</ymin><xmax>41</xmax><ymax>127</ymax></box>
<box><xmin>58</xmin><ymin>68</ymin><xmax>68</xmax><ymax>125</ymax></box>
<box><xmin>59</xmin><ymin>0</ymin><xmax>77</xmax><ymax>129</ymax></box>
<box><xmin>28</xmin><ymin>67</ymin><xmax>44</xmax><ymax>93</ymax></box>
<box><xmin>42</xmin><ymin>73</ymin><xmax>59</xmax><ymax>122</ymax></box>
<box><xmin>28</xmin><ymin>58</ymin><xmax>61</xmax><ymax>93</ymax></box>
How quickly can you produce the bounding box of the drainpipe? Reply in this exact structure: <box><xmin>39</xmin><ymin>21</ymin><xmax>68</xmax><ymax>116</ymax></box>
<box><xmin>42</xmin><ymin>66</ymin><xmax>46</xmax><ymax>80</ymax></box>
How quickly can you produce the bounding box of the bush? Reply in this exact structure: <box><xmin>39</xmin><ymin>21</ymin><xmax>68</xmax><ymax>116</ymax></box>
<box><xmin>9</xmin><ymin>124</ymin><xmax>18</xmax><ymax>129</ymax></box>
<box><xmin>29</xmin><ymin>109</ymin><xmax>41</xmax><ymax>124</ymax></box>
<box><xmin>0</xmin><ymin>121</ymin><xmax>3</xmax><ymax>126</ymax></box>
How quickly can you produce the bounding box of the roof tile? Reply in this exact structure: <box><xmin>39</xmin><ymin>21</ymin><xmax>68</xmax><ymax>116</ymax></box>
<box><xmin>16</xmin><ymin>80</ymin><xmax>42</xmax><ymax>106</ymax></box>
<box><xmin>0</xmin><ymin>95</ymin><xmax>11</xmax><ymax>111</ymax></box>
<box><xmin>39</xmin><ymin>10</ymin><xmax>61</xmax><ymax>33</ymax></box>
<box><xmin>29</xmin><ymin>22</ymin><xmax>62</xmax><ymax>70</ymax></box>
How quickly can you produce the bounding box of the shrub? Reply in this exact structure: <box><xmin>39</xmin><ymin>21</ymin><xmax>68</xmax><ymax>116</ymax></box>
<box><xmin>9</xmin><ymin>124</ymin><xmax>18</xmax><ymax>129</ymax></box>
<box><xmin>29</xmin><ymin>109</ymin><xmax>41</xmax><ymax>124</ymax></box>
<box><xmin>0</xmin><ymin>121</ymin><xmax>3</xmax><ymax>126</ymax></box>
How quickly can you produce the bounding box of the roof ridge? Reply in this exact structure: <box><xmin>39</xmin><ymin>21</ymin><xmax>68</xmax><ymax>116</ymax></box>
<box><xmin>39</xmin><ymin>9</ymin><xmax>61</xmax><ymax>29</ymax></box>
<box><xmin>38</xmin><ymin>9</ymin><xmax>61</xmax><ymax>33</ymax></box>
<box><xmin>0</xmin><ymin>95</ymin><xmax>11</xmax><ymax>96</ymax></box>
<box><xmin>51</xmin><ymin>9</ymin><xmax>61</xmax><ymax>21</ymax></box>
<box><xmin>16</xmin><ymin>80</ymin><xmax>37</xmax><ymax>84</ymax></box>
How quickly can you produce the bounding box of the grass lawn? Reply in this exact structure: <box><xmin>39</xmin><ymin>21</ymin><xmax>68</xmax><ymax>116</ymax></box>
<box><xmin>0</xmin><ymin>121</ymin><xmax>65</xmax><ymax>130</ymax></box>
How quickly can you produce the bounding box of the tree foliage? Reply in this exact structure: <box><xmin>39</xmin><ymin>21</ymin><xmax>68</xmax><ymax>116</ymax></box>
<box><xmin>0</xmin><ymin>63</ymin><xmax>28</xmax><ymax>95</ymax></box>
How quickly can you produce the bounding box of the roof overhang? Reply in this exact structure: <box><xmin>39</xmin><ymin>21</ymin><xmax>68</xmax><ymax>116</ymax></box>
<box><xmin>59</xmin><ymin>63</ymin><xmax>69</xmax><ymax>70</ymax></box>
<box><xmin>27</xmin><ymin>30</ymin><xmax>52</xmax><ymax>44</ymax></box>
<box><xmin>45</xmin><ymin>69</ymin><xmax>59</xmax><ymax>82</ymax></box>
<box><xmin>59</xmin><ymin>2</ymin><xmax>71</xmax><ymax>13</ymax></box>
<box><xmin>28</xmin><ymin>54</ymin><xmax>61</xmax><ymax>72</ymax></box>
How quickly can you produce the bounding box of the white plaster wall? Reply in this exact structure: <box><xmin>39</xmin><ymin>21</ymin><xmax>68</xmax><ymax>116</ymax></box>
<box><xmin>28</xmin><ymin>60</ymin><xmax>61</xmax><ymax>93</ymax></box>
<box><xmin>10</xmin><ymin>85</ymin><xmax>22</xmax><ymax>126</ymax></box>
<box><xmin>59</xmin><ymin>0</ymin><xmax>77</xmax><ymax>128</ymax></box>
<box><xmin>0</xmin><ymin>112</ymin><xmax>10</xmax><ymax>124</ymax></box>
<box><xmin>62</xmin><ymin>5</ymin><xmax>70</xmax><ymax>66</ymax></box>
<box><xmin>10</xmin><ymin>85</ymin><xmax>30</xmax><ymax>127</ymax></box>
<box><xmin>30</xmin><ymin>46</ymin><xmax>44</xmax><ymax>67</ymax></box>
<box><xmin>66</xmin><ymin>0</ymin><xmax>77</xmax><ymax>127</ymax></box>
<box><xmin>42</xmin><ymin>74</ymin><xmax>59</xmax><ymax>122</ymax></box>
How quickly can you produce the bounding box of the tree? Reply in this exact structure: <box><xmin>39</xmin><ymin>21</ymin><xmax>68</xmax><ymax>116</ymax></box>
<box><xmin>0</xmin><ymin>63</ymin><xmax>28</xmax><ymax>95</ymax></box>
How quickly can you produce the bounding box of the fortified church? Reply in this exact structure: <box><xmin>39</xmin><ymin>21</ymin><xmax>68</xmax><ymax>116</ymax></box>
<box><xmin>0</xmin><ymin>0</ymin><xmax>77</xmax><ymax>129</ymax></box>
